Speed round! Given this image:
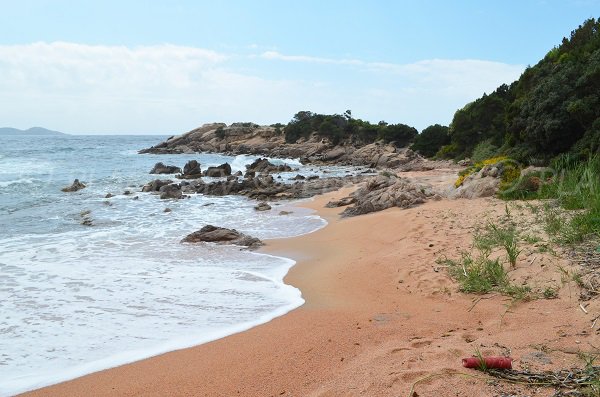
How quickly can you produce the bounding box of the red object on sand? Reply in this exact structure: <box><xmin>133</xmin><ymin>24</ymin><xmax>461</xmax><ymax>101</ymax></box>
<box><xmin>462</xmin><ymin>356</ymin><xmax>513</xmax><ymax>369</ymax></box>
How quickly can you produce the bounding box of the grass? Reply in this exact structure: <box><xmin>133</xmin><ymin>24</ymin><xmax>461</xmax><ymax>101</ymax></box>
<box><xmin>474</xmin><ymin>219</ymin><xmax>521</xmax><ymax>268</ymax></box>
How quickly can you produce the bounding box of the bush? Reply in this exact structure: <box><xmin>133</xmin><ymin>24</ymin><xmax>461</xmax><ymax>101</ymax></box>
<box><xmin>471</xmin><ymin>139</ymin><xmax>500</xmax><ymax>163</ymax></box>
<box><xmin>411</xmin><ymin>124</ymin><xmax>451</xmax><ymax>157</ymax></box>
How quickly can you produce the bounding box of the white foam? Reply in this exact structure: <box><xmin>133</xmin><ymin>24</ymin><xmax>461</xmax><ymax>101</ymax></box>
<box><xmin>0</xmin><ymin>178</ymin><xmax>37</xmax><ymax>188</ymax></box>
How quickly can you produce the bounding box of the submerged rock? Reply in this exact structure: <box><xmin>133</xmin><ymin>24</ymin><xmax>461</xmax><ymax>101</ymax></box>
<box><xmin>254</xmin><ymin>202</ymin><xmax>271</xmax><ymax>211</ymax></box>
<box><xmin>181</xmin><ymin>225</ymin><xmax>263</xmax><ymax>249</ymax></box>
<box><xmin>61</xmin><ymin>179</ymin><xmax>86</xmax><ymax>192</ymax></box>
<box><xmin>150</xmin><ymin>162</ymin><xmax>181</xmax><ymax>174</ymax></box>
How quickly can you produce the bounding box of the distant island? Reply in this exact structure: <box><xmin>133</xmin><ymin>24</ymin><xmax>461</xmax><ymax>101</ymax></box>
<box><xmin>0</xmin><ymin>127</ymin><xmax>66</xmax><ymax>136</ymax></box>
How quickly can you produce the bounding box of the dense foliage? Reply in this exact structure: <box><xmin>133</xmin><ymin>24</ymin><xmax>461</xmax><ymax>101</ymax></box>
<box><xmin>283</xmin><ymin>110</ymin><xmax>418</xmax><ymax>147</ymax></box>
<box><xmin>410</xmin><ymin>124</ymin><xmax>451</xmax><ymax>157</ymax></box>
<box><xmin>445</xmin><ymin>18</ymin><xmax>600</xmax><ymax>162</ymax></box>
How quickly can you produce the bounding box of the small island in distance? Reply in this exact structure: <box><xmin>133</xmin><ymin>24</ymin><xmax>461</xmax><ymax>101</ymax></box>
<box><xmin>0</xmin><ymin>127</ymin><xmax>66</xmax><ymax>136</ymax></box>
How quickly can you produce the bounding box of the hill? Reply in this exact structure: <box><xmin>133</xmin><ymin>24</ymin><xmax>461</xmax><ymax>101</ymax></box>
<box><xmin>0</xmin><ymin>127</ymin><xmax>66</xmax><ymax>136</ymax></box>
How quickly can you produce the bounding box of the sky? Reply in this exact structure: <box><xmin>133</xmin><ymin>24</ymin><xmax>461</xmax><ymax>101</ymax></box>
<box><xmin>0</xmin><ymin>1</ymin><xmax>598</xmax><ymax>134</ymax></box>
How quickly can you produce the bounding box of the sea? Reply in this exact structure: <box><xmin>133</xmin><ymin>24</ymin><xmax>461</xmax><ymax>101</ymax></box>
<box><xmin>0</xmin><ymin>135</ymin><xmax>364</xmax><ymax>396</ymax></box>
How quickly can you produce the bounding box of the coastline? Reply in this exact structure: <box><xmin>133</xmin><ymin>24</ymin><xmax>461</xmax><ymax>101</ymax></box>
<box><xmin>21</xmin><ymin>184</ymin><xmax>598</xmax><ymax>396</ymax></box>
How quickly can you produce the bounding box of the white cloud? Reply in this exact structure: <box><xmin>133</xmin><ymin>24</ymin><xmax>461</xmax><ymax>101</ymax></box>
<box><xmin>0</xmin><ymin>42</ymin><xmax>525</xmax><ymax>134</ymax></box>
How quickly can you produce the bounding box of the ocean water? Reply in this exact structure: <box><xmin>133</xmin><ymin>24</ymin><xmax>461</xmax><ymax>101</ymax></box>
<box><xmin>0</xmin><ymin>135</ymin><xmax>362</xmax><ymax>396</ymax></box>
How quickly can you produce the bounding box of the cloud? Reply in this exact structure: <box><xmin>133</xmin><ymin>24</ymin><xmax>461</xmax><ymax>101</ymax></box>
<box><xmin>0</xmin><ymin>42</ymin><xmax>525</xmax><ymax>133</ymax></box>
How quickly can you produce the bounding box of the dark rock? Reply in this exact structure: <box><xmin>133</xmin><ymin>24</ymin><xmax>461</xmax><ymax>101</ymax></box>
<box><xmin>246</xmin><ymin>158</ymin><xmax>292</xmax><ymax>174</ymax></box>
<box><xmin>163</xmin><ymin>207</ymin><xmax>172</xmax><ymax>213</ymax></box>
<box><xmin>181</xmin><ymin>225</ymin><xmax>263</xmax><ymax>249</ymax></box>
<box><xmin>307</xmin><ymin>175</ymin><xmax>320</xmax><ymax>180</ymax></box>
<box><xmin>132</xmin><ymin>196</ymin><xmax>139</xmax><ymax>200</ymax></box>
<box><xmin>234</xmin><ymin>171</ymin><xmax>243</xmax><ymax>176</ymax></box>
<box><xmin>142</xmin><ymin>179</ymin><xmax>173</xmax><ymax>192</ymax></box>
<box><xmin>292</xmin><ymin>174</ymin><xmax>306</xmax><ymax>180</ymax></box>
<box><xmin>244</xmin><ymin>170</ymin><xmax>256</xmax><ymax>178</ymax></box>
<box><xmin>178</xmin><ymin>160</ymin><xmax>203</xmax><ymax>179</ymax></box>
<box><xmin>204</xmin><ymin>162</ymin><xmax>232</xmax><ymax>177</ymax></box>
<box><xmin>254</xmin><ymin>202</ymin><xmax>271</xmax><ymax>211</ymax></box>
<box><xmin>150</xmin><ymin>162</ymin><xmax>181</xmax><ymax>174</ymax></box>
<box><xmin>159</xmin><ymin>184</ymin><xmax>183</xmax><ymax>200</ymax></box>
<box><xmin>123</xmin><ymin>190</ymin><xmax>132</xmax><ymax>195</ymax></box>
<box><xmin>105</xmin><ymin>193</ymin><xmax>114</xmax><ymax>198</ymax></box>
<box><xmin>61</xmin><ymin>179</ymin><xmax>86</xmax><ymax>192</ymax></box>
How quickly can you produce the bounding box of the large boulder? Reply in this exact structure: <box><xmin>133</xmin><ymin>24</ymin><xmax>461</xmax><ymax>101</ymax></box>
<box><xmin>204</xmin><ymin>162</ymin><xmax>232</xmax><ymax>177</ymax></box>
<box><xmin>341</xmin><ymin>175</ymin><xmax>431</xmax><ymax>217</ymax></box>
<box><xmin>178</xmin><ymin>160</ymin><xmax>203</xmax><ymax>179</ymax></box>
<box><xmin>181</xmin><ymin>225</ymin><xmax>263</xmax><ymax>249</ymax></box>
<box><xmin>61</xmin><ymin>179</ymin><xmax>86</xmax><ymax>192</ymax></box>
<box><xmin>150</xmin><ymin>162</ymin><xmax>181</xmax><ymax>174</ymax></box>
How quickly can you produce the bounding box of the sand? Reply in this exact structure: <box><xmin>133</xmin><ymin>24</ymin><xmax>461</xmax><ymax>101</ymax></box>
<box><xmin>22</xmin><ymin>178</ymin><xmax>600</xmax><ymax>397</ymax></box>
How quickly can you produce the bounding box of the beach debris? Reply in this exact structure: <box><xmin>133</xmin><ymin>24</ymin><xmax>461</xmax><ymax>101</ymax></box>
<box><xmin>254</xmin><ymin>202</ymin><xmax>271</xmax><ymax>211</ymax></box>
<box><xmin>149</xmin><ymin>162</ymin><xmax>181</xmax><ymax>174</ymax></box>
<box><xmin>462</xmin><ymin>356</ymin><xmax>513</xmax><ymax>369</ymax></box>
<box><xmin>181</xmin><ymin>225</ymin><xmax>263</xmax><ymax>249</ymax></box>
<box><xmin>61</xmin><ymin>179</ymin><xmax>86</xmax><ymax>192</ymax></box>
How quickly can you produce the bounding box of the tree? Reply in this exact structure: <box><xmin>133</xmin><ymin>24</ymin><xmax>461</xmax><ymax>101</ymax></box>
<box><xmin>411</xmin><ymin>124</ymin><xmax>450</xmax><ymax>157</ymax></box>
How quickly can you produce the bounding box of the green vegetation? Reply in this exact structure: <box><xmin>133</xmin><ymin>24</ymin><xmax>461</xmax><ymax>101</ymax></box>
<box><xmin>444</xmin><ymin>18</ymin><xmax>600</xmax><ymax>162</ymax></box>
<box><xmin>410</xmin><ymin>124</ymin><xmax>450</xmax><ymax>157</ymax></box>
<box><xmin>283</xmin><ymin>110</ymin><xmax>418</xmax><ymax>146</ymax></box>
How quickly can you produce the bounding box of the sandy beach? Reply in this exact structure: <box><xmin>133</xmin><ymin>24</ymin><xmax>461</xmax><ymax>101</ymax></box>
<box><xmin>22</xmin><ymin>177</ymin><xmax>600</xmax><ymax>397</ymax></box>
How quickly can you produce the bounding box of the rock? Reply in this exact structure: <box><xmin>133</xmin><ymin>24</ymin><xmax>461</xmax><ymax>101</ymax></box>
<box><xmin>325</xmin><ymin>196</ymin><xmax>356</xmax><ymax>208</ymax></box>
<box><xmin>234</xmin><ymin>171</ymin><xmax>243</xmax><ymax>176</ymax></box>
<box><xmin>142</xmin><ymin>179</ymin><xmax>173</xmax><ymax>192</ymax></box>
<box><xmin>105</xmin><ymin>193</ymin><xmax>114</xmax><ymax>198</ymax></box>
<box><xmin>181</xmin><ymin>225</ymin><xmax>263</xmax><ymax>249</ymax></box>
<box><xmin>246</xmin><ymin>158</ymin><xmax>292</xmax><ymax>173</ymax></box>
<box><xmin>244</xmin><ymin>170</ymin><xmax>256</xmax><ymax>178</ymax></box>
<box><xmin>292</xmin><ymin>174</ymin><xmax>306</xmax><ymax>180</ymax></box>
<box><xmin>458</xmin><ymin>158</ymin><xmax>472</xmax><ymax>166</ymax></box>
<box><xmin>341</xmin><ymin>175</ymin><xmax>431</xmax><ymax>217</ymax></box>
<box><xmin>307</xmin><ymin>175</ymin><xmax>320</xmax><ymax>180</ymax></box>
<box><xmin>123</xmin><ymin>190</ymin><xmax>132</xmax><ymax>195</ymax></box>
<box><xmin>163</xmin><ymin>207</ymin><xmax>172</xmax><ymax>213</ymax></box>
<box><xmin>132</xmin><ymin>196</ymin><xmax>139</xmax><ymax>200</ymax></box>
<box><xmin>159</xmin><ymin>184</ymin><xmax>183</xmax><ymax>200</ymax></box>
<box><xmin>178</xmin><ymin>160</ymin><xmax>203</xmax><ymax>179</ymax></box>
<box><xmin>204</xmin><ymin>163</ymin><xmax>232</xmax><ymax>177</ymax></box>
<box><xmin>254</xmin><ymin>202</ymin><xmax>271</xmax><ymax>211</ymax></box>
<box><xmin>149</xmin><ymin>162</ymin><xmax>181</xmax><ymax>174</ymax></box>
<box><xmin>279</xmin><ymin>211</ymin><xmax>292</xmax><ymax>215</ymax></box>
<box><xmin>61</xmin><ymin>179</ymin><xmax>86</xmax><ymax>192</ymax></box>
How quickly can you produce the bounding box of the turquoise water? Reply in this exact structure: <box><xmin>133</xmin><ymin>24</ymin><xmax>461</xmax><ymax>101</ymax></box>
<box><xmin>0</xmin><ymin>135</ymin><xmax>344</xmax><ymax>395</ymax></box>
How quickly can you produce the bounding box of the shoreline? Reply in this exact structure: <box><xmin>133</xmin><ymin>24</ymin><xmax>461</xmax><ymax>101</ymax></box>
<box><xmin>21</xmin><ymin>183</ymin><xmax>599</xmax><ymax>396</ymax></box>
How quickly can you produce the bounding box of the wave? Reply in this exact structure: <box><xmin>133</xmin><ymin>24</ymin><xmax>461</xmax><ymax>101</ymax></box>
<box><xmin>0</xmin><ymin>178</ymin><xmax>37</xmax><ymax>188</ymax></box>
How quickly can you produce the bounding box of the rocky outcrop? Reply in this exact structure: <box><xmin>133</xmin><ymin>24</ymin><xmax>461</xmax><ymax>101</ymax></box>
<box><xmin>62</xmin><ymin>179</ymin><xmax>86</xmax><ymax>192</ymax></box>
<box><xmin>341</xmin><ymin>175</ymin><xmax>433</xmax><ymax>217</ymax></box>
<box><xmin>178</xmin><ymin>160</ymin><xmax>202</xmax><ymax>179</ymax></box>
<box><xmin>143</xmin><ymin>173</ymin><xmax>366</xmax><ymax>202</ymax></box>
<box><xmin>181</xmin><ymin>225</ymin><xmax>263</xmax><ymax>249</ymax></box>
<box><xmin>139</xmin><ymin>123</ymin><xmax>444</xmax><ymax>170</ymax></box>
<box><xmin>204</xmin><ymin>163</ymin><xmax>232</xmax><ymax>177</ymax></box>
<box><xmin>246</xmin><ymin>158</ymin><xmax>293</xmax><ymax>174</ymax></box>
<box><xmin>150</xmin><ymin>162</ymin><xmax>181</xmax><ymax>174</ymax></box>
